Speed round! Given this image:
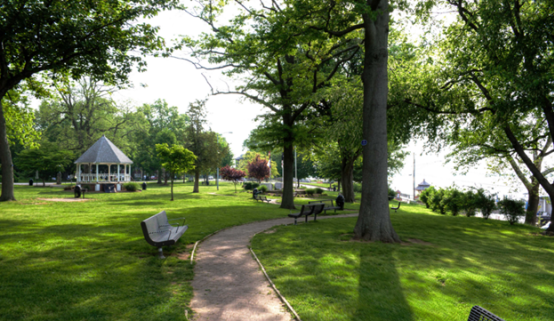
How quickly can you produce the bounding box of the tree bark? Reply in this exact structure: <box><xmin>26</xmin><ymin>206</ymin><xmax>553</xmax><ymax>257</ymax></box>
<box><xmin>354</xmin><ymin>1</ymin><xmax>400</xmax><ymax>242</ymax></box>
<box><xmin>157</xmin><ymin>169</ymin><xmax>162</xmax><ymax>184</ymax></box>
<box><xmin>341</xmin><ymin>157</ymin><xmax>355</xmax><ymax>203</ymax></box>
<box><xmin>170</xmin><ymin>175</ymin><xmax>174</xmax><ymax>201</ymax></box>
<box><xmin>0</xmin><ymin>94</ymin><xmax>16</xmax><ymax>201</ymax></box>
<box><xmin>525</xmin><ymin>182</ymin><xmax>539</xmax><ymax>226</ymax></box>
<box><xmin>193</xmin><ymin>169</ymin><xmax>200</xmax><ymax>193</ymax></box>
<box><xmin>280</xmin><ymin>139</ymin><xmax>296</xmax><ymax>209</ymax></box>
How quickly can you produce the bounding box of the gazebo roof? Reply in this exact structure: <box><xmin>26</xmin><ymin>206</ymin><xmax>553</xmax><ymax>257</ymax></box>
<box><xmin>74</xmin><ymin>135</ymin><xmax>133</xmax><ymax>164</ymax></box>
<box><xmin>416</xmin><ymin>179</ymin><xmax>431</xmax><ymax>190</ymax></box>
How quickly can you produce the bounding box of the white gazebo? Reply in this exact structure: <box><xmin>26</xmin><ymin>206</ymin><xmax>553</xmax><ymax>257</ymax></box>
<box><xmin>74</xmin><ymin>135</ymin><xmax>133</xmax><ymax>191</ymax></box>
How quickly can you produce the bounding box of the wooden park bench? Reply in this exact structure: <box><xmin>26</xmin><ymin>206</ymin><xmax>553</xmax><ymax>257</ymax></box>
<box><xmin>467</xmin><ymin>305</ymin><xmax>505</xmax><ymax>321</ymax></box>
<box><xmin>288</xmin><ymin>203</ymin><xmax>325</xmax><ymax>225</ymax></box>
<box><xmin>308</xmin><ymin>199</ymin><xmax>341</xmax><ymax>214</ymax></box>
<box><xmin>140</xmin><ymin>210</ymin><xmax>188</xmax><ymax>259</ymax></box>
<box><xmin>390</xmin><ymin>202</ymin><xmax>401</xmax><ymax>213</ymax></box>
<box><xmin>255</xmin><ymin>195</ymin><xmax>271</xmax><ymax>203</ymax></box>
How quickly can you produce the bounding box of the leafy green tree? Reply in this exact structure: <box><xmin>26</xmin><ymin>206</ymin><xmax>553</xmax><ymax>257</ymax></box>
<box><xmin>36</xmin><ymin>78</ymin><xmax>137</xmax><ymax>155</ymax></box>
<box><xmin>155</xmin><ymin>143</ymin><xmax>196</xmax><ymax>201</ymax></box>
<box><xmin>184</xmin><ymin>100</ymin><xmax>229</xmax><ymax>192</ymax></box>
<box><xmin>183</xmin><ymin>1</ymin><xmax>360</xmax><ymax>209</ymax></box>
<box><xmin>274</xmin><ymin>0</ymin><xmax>430</xmax><ymax>241</ymax></box>
<box><xmin>134</xmin><ymin>99</ymin><xmax>188</xmax><ymax>184</ymax></box>
<box><xmin>401</xmin><ymin>0</ymin><xmax>554</xmax><ymax>232</ymax></box>
<box><xmin>0</xmin><ymin>0</ymin><xmax>179</xmax><ymax>201</ymax></box>
<box><xmin>17</xmin><ymin>143</ymin><xmax>73</xmax><ymax>186</ymax></box>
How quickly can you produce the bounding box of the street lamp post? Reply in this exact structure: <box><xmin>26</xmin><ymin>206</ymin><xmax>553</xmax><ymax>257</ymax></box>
<box><xmin>217</xmin><ymin>132</ymin><xmax>233</xmax><ymax>191</ymax></box>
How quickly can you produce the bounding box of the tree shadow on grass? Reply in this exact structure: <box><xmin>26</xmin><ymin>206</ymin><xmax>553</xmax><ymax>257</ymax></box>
<box><xmin>352</xmin><ymin>244</ymin><xmax>414</xmax><ymax>321</ymax></box>
<box><xmin>253</xmin><ymin>222</ymin><xmax>413</xmax><ymax>321</ymax></box>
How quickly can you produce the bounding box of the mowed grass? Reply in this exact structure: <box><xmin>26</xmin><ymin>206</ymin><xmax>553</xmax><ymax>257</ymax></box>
<box><xmin>252</xmin><ymin>203</ymin><xmax>554</xmax><ymax>321</ymax></box>
<box><xmin>0</xmin><ymin>182</ymin><xmax>319</xmax><ymax>321</ymax></box>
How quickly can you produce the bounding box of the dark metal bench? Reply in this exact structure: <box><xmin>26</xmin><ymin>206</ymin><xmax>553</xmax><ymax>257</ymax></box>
<box><xmin>390</xmin><ymin>202</ymin><xmax>401</xmax><ymax>213</ymax></box>
<box><xmin>467</xmin><ymin>306</ymin><xmax>505</xmax><ymax>321</ymax></box>
<box><xmin>140</xmin><ymin>210</ymin><xmax>188</xmax><ymax>258</ymax></box>
<box><xmin>288</xmin><ymin>203</ymin><xmax>325</xmax><ymax>225</ymax></box>
<box><xmin>308</xmin><ymin>199</ymin><xmax>341</xmax><ymax>214</ymax></box>
<box><xmin>255</xmin><ymin>195</ymin><xmax>271</xmax><ymax>203</ymax></box>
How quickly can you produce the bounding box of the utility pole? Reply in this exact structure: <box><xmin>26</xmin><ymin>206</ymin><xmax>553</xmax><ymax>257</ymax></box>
<box><xmin>413</xmin><ymin>153</ymin><xmax>416</xmax><ymax>200</ymax></box>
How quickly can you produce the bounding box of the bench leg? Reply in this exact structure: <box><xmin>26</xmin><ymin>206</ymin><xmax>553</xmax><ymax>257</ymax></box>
<box><xmin>314</xmin><ymin>214</ymin><xmax>317</xmax><ymax>222</ymax></box>
<box><xmin>305</xmin><ymin>215</ymin><xmax>308</xmax><ymax>223</ymax></box>
<box><xmin>294</xmin><ymin>218</ymin><xmax>297</xmax><ymax>225</ymax></box>
<box><xmin>158</xmin><ymin>247</ymin><xmax>165</xmax><ymax>259</ymax></box>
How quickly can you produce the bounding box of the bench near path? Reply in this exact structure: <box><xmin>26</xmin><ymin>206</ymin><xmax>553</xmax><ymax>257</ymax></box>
<box><xmin>190</xmin><ymin>213</ymin><xmax>359</xmax><ymax>321</ymax></box>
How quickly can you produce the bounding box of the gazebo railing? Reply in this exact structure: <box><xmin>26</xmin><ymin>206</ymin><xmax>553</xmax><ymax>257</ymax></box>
<box><xmin>79</xmin><ymin>173</ymin><xmax>131</xmax><ymax>183</ymax></box>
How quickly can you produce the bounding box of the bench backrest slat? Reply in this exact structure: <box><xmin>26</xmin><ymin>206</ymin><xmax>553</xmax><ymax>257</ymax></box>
<box><xmin>141</xmin><ymin>211</ymin><xmax>170</xmax><ymax>246</ymax></box>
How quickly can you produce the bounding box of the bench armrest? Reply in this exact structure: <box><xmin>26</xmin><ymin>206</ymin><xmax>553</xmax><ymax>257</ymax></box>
<box><xmin>167</xmin><ymin>217</ymin><xmax>186</xmax><ymax>228</ymax></box>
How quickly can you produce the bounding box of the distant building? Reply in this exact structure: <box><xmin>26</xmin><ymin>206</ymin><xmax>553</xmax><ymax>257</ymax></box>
<box><xmin>415</xmin><ymin>179</ymin><xmax>431</xmax><ymax>198</ymax></box>
<box><xmin>395</xmin><ymin>190</ymin><xmax>411</xmax><ymax>201</ymax></box>
<box><xmin>538</xmin><ymin>197</ymin><xmax>552</xmax><ymax>216</ymax></box>
<box><xmin>234</xmin><ymin>154</ymin><xmax>244</xmax><ymax>167</ymax></box>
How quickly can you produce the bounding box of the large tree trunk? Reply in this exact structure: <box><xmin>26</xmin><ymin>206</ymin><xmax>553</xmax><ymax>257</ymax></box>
<box><xmin>193</xmin><ymin>169</ymin><xmax>200</xmax><ymax>193</ymax></box>
<box><xmin>0</xmin><ymin>96</ymin><xmax>16</xmax><ymax>201</ymax></box>
<box><xmin>354</xmin><ymin>2</ymin><xmax>400</xmax><ymax>243</ymax></box>
<box><xmin>170</xmin><ymin>175</ymin><xmax>174</xmax><ymax>201</ymax></box>
<box><xmin>341</xmin><ymin>157</ymin><xmax>355</xmax><ymax>203</ymax></box>
<box><xmin>504</xmin><ymin>126</ymin><xmax>554</xmax><ymax>233</ymax></box>
<box><xmin>280</xmin><ymin>139</ymin><xmax>296</xmax><ymax>209</ymax></box>
<box><xmin>525</xmin><ymin>182</ymin><xmax>540</xmax><ymax>226</ymax></box>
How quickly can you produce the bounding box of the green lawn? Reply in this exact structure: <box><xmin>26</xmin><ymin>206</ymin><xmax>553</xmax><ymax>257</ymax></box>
<box><xmin>252</xmin><ymin>203</ymin><xmax>554</xmax><ymax>321</ymax></box>
<box><xmin>0</xmin><ymin>182</ymin><xmax>326</xmax><ymax>321</ymax></box>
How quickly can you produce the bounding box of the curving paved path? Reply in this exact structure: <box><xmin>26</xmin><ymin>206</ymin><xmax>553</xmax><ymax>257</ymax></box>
<box><xmin>191</xmin><ymin>213</ymin><xmax>358</xmax><ymax>321</ymax></box>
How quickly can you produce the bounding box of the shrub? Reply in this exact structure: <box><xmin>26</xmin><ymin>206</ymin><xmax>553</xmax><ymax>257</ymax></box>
<box><xmin>419</xmin><ymin>186</ymin><xmax>436</xmax><ymax>208</ymax></box>
<box><xmin>315</xmin><ymin>187</ymin><xmax>323</xmax><ymax>194</ymax></box>
<box><xmin>461</xmin><ymin>190</ymin><xmax>478</xmax><ymax>217</ymax></box>
<box><xmin>474</xmin><ymin>188</ymin><xmax>496</xmax><ymax>219</ymax></box>
<box><xmin>353</xmin><ymin>183</ymin><xmax>362</xmax><ymax>193</ymax></box>
<box><xmin>243</xmin><ymin>182</ymin><xmax>260</xmax><ymax>191</ymax></box>
<box><xmin>498</xmin><ymin>197</ymin><xmax>525</xmax><ymax>225</ymax></box>
<box><xmin>441</xmin><ymin>187</ymin><xmax>464</xmax><ymax>216</ymax></box>
<box><xmin>258</xmin><ymin>185</ymin><xmax>268</xmax><ymax>193</ymax></box>
<box><xmin>430</xmin><ymin>188</ymin><xmax>447</xmax><ymax>214</ymax></box>
<box><xmin>124</xmin><ymin>182</ymin><xmax>139</xmax><ymax>192</ymax></box>
<box><xmin>306</xmin><ymin>188</ymin><xmax>315</xmax><ymax>196</ymax></box>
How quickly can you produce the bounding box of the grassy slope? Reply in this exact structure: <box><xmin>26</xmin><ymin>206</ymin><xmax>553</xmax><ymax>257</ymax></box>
<box><xmin>0</xmin><ymin>182</ymin><xmax>327</xmax><ymax>321</ymax></box>
<box><xmin>252</xmin><ymin>203</ymin><xmax>554</xmax><ymax>321</ymax></box>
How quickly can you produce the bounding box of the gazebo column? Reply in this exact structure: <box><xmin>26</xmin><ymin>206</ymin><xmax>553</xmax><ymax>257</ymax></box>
<box><xmin>108</xmin><ymin>163</ymin><xmax>111</xmax><ymax>183</ymax></box>
<box><xmin>96</xmin><ymin>163</ymin><xmax>99</xmax><ymax>182</ymax></box>
<box><xmin>129</xmin><ymin>164</ymin><xmax>132</xmax><ymax>181</ymax></box>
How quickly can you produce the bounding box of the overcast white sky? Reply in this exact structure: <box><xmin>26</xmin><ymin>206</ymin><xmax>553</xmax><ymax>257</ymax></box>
<box><xmin>79</xmin><ymin>6</ymin><xmax>542</xmax><ymax>200</ymax></box>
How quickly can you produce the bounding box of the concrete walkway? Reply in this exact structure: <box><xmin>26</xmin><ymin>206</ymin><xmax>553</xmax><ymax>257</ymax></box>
<box><xmin>191</xmin><ymin>213</ymin><xmax>358</xmax><ymax>321</ymax></box>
